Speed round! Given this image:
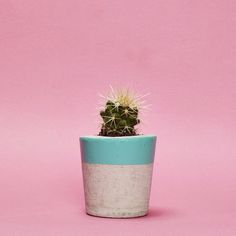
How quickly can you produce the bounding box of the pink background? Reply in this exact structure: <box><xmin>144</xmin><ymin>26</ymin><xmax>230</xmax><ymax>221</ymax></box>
<box><xmin>0</xmin><ymin>0</ymin><xmax>235</xmax><ymax>235</ymax></box>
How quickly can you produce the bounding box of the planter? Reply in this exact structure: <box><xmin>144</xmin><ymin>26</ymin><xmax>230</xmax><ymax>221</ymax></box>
<box><xmin>80</xmin><ymin>135</ymin><xmax>156</xmax><ymax>218</ymax></box>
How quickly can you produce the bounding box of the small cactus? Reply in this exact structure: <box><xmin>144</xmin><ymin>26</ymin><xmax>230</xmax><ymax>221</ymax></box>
<box><xmin>99</xmin><ymin>88</ymin><xmax>144</xmax><ymax>137</ymax></box>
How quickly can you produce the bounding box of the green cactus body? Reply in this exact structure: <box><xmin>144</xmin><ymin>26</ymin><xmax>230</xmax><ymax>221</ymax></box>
<box><xmin>99</xmin><ymin>100</ymin><xmax>140</xmax><ymax>136</ymax></box>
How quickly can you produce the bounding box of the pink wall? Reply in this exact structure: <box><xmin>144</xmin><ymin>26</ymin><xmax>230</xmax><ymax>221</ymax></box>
<box><xmin>0</xmin><ymin>0</ymin><xmax>235</xmax><ymax>235</ymax></box>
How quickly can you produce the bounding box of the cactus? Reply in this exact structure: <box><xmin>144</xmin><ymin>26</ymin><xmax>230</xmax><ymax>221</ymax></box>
<box><xmin>99</xmin><ymin>89</ymin><xmax>141</xmax><ymax>136</ymax></box>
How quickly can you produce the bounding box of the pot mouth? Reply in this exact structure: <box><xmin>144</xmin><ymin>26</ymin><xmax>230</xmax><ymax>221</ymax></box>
<box><xmin>80</xmin><ymin>134</ymin><xmax>156</xmax><ymax>140</ymax></box>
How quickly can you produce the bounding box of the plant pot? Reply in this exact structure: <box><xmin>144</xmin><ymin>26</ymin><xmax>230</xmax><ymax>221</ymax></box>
<box><xmin>80</xmin><ymin>135</ymin><xmax>157</xmax><ymax>218</ymax></box>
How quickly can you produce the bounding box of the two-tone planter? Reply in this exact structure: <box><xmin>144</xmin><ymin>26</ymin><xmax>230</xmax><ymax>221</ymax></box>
<box><xmin>80</xmin><ymin>135</ymin><xmax>156</xmax><ymax>218</ymax></box>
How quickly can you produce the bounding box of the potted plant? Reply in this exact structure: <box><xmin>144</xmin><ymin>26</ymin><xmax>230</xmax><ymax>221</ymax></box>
<box><xmin>80</xmin><ymin>87</ymin><xmax>156</xmax><ymax>218</ymax></box>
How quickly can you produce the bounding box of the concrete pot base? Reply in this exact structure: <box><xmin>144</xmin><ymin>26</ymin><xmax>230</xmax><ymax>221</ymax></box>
<box><xmin>82</xmin><ymin>163</ymin><xmax>153</xmax><ymax>218</ymax></box>
<box><xmin>86</xmin><ymin>208</ymin><xmax>148</xmax><ymax>218</ymax></box>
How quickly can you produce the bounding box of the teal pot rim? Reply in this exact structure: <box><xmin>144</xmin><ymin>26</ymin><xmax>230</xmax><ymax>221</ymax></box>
<box><xmin>80</xmin><ymin>135</ymin><xmax>157</xmax><ymax>165</ymax></box>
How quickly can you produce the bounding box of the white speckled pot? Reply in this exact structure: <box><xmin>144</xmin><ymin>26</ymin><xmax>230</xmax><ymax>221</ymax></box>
<box><xmin>80</xmin><ymin>135</ymin><xmax>156</xmax><ymax>218</ymax></box>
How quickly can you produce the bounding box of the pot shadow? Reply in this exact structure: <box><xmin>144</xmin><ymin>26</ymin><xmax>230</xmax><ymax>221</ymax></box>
<box><xmin>83</xmin><ymin>207</ymin><xmax>179</xmax><ymax>220</ymax></box>
<box><xmin>145</xmin><ymin>207</ymin><xmax>179</xmax><ymax>219</ymax></box>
